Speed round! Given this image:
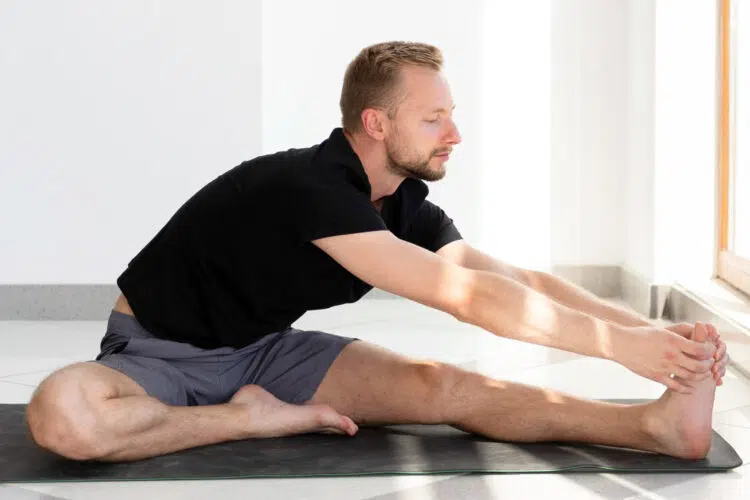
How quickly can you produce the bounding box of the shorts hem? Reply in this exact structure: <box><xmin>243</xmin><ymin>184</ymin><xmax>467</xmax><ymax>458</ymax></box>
<box><xmin>94</xmin><ymin>357</ymin><xmax>161</xmax><ymax>402</ymax></box>
<box><xmin>287</xmin><ymin>337</ymin><xmax>359</xmax><ymax>405</ymax></box>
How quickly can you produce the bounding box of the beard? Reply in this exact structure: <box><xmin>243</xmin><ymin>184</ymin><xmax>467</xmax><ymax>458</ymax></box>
<box><xmin>384</xmin><ymin>136</ymin><xmax>448</xmax><ymax>182</ymax></box>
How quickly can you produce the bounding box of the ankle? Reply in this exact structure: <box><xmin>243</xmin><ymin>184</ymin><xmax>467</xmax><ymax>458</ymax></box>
<box><xmin>641</xmin><ymin>403</ymin><xmax>664</xmax><ymax>441</ymax></box>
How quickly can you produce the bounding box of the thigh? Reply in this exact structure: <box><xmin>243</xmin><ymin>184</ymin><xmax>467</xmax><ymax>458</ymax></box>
<box><xmin>95</xmin><ymin>352</ymin><xmax>193</xmax><ymax>406</ymax></box>
<box><xmin>37</xmin><ymin>361</ymin><xmax>147</xmax><ymax>402</ymax></box>
<box><xmin>307</xmin><ymin>340</ymin><xmax>460</xmax><ymax>425</ymax></box>
<box><xmin>94</xmin><ymin>311</ymin><xmax>201</xmax><ymax>406</ymax></box>
<box><xmin>237</xmin><ymin>328</ymin><xmax>357</xmax><ymax>405</ymax></box>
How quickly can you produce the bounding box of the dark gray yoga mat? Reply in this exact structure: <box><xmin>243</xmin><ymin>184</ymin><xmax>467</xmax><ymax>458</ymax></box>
<box><xmin>0</xmin><ymin>403</ymin><xmax>741</xmax><ymax>482</ymax></box>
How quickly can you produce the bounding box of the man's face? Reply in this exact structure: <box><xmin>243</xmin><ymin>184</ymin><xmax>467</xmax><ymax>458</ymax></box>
<box><xmin>383</xmin><ymin>66</ymin><xmax>462</xmax><ymax>182</ymax></box>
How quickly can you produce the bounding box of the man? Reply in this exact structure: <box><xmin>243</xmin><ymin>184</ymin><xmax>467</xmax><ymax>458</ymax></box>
<box><xmin>27</xmin><ymin>41</ymin><xmax>729</xmax><ymax>463</ymax></box>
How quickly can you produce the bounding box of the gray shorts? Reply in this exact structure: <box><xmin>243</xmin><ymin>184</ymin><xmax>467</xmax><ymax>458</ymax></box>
<box><xmin>94</xmin><ymin>310</ymin><xmax>357</xmax><ymax>407</ymax></box>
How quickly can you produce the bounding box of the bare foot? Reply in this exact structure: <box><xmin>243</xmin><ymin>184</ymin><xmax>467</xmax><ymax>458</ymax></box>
<box><xmin>228</xmin><ymin>385</ymin><xmax>358</xmax><ymax>439</ymax></box>
<box><xmin>644</xmin><ymin>323</ymin><xmax>717</xmax><ymax>459</ymax></box>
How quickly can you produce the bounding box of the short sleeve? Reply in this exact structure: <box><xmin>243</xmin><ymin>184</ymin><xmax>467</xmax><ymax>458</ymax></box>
<box><xmin>287</xmin><ymin>174</ymin><xmax>387</xmax><ymax>243</ymax></box>
<box><xmin>402</xmin><ymin>200</ymin><xmax>462</xmax><ymax>252</ymax></box>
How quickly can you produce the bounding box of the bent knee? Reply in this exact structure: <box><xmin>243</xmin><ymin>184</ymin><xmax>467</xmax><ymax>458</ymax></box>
<box><xmin>408</xmin><ymin>361</ymin><xmax>462</xmax><ymax>423</ymax></box>
<box><xmin>26</xmin><ymin>363</ymin><xmax>116</xmax><ymax>460</ymax></box>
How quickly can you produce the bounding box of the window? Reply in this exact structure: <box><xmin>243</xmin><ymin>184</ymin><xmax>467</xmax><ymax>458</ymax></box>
<box><xmin>718</xmin><ymin>0</ymin><xmax>750</xmax><ymax>296</ymax></box>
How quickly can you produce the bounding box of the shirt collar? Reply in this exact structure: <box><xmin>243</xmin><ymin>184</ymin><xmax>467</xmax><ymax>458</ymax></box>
<box><xmin>322</xmin><ymin>128</ymin><xmax>372</xmax><ymax>195</ymax></box>
<box><xmin>321</xmin><ymin>127</ymin><xmax>430</xmax><ymax>210</ymax></box>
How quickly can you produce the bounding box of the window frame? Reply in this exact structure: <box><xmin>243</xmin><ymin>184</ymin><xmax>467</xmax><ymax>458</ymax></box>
<box><xmin>717</xmin><ymin>0</ymin><xmax>750</xmax><ymax>296</ymax></box>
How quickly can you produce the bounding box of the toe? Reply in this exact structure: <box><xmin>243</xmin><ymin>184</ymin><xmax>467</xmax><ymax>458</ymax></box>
<box><xmin>692</xmin><ymin>322</ymin><xmax>708</xmax><ymax>343</ymax></box>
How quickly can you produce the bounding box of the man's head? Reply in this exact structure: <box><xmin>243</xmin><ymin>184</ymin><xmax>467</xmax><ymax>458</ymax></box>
<box><xmin>340</xmin><ymin>41</ymin><xmax>461</xmax><ymax>182</ymax></box>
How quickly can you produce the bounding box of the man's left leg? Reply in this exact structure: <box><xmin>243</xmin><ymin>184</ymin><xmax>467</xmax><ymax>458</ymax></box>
<box><xmin>308</xmin><ymin>326</ymin><xmax>717</xmax><ymax>459</ymax></box>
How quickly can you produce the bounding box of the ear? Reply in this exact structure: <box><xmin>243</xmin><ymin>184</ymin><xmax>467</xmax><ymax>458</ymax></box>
<box><xmin>360</xmin><ymin>108</ymin><xmax>388</xmax><ymax>141</ymax></box>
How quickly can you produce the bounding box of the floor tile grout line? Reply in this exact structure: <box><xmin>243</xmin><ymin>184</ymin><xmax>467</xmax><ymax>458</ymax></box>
<box><xmin>0</xmin><ymin>369</ymin><xmax>57</xmax><ymax>381</ymax></box>
<box><xmin>0</xmin><ymin>379</ymin><xmax>38</xmax><ymax>389</ymax></box>
<box><xmin>715</xmin><ymin>403</ymin><xmax>750</xmax><ymax>414</ymax></box>
<box><xmin>714</xmin><ymin>421</ymin><xmax>750</xmax><ymax>431</ymax></box>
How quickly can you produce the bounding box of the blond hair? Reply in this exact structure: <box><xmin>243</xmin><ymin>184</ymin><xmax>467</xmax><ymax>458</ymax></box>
<box><xmin>340</xmin><ymin>41</ymin><xmax>443</xmax><ymax>133</ymax></box>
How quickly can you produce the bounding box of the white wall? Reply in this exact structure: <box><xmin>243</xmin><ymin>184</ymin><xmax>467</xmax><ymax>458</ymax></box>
<box><xmin>261</xmin><ymin>0</ymin><xmax>487</xmax><ymax>250</ymax></box>
<box><xmin>551</xmin><ymin>0</ymin><xmax>719</xmax><ymax>285</ymax></box>
<box><xmin>548</xmin><ymin>0</ymin><xmax>718</xmax><ymax>285</ymax></box>
<box><xmin>261</xmin><ymin>1</ymin><xmax>553</xmax><ymax>269</ymax></box>
<box><xmin>0</xmin><ymin>0</ymin><xmax>721</xmax><ymax>286</ymax></box>
<box><xmin>624</xmin><ymin>0</ymin><xmax>719</xmax><ymax>284</ymax></box>
<box><xmin>0</xmin><ymin>0</ymin><xmax>262</xmax><ymax>283</ymax></box>
<box><xmin>625</xmin><ymin>0</ymin><xmax>656</xmax><ymax>281</ymax></box>
<box><xmin>551</xmin><ymin>0</ymin><xmax>628</xmax><ymax>268</ymax></box>
<box><xmin>476</xmin><ymin>1</ymin><xmax>551</xmax><ymax>269</ymax></box>
<box><xmin>651</xmin><ymin>0</ymin><xmax>718</xmax><ymax>284</ymax></box>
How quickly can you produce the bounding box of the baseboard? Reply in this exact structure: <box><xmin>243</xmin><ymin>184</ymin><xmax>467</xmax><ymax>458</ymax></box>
<box><xmin>551</xmin><ymin>265</ymin><xmax>622</xmax><ymax>299</ymax></box>
<box><xmin>663</xmin><ymin>285</ymin><xmax>742</xmax><ymax>331</ymax></box>
<box><xmin>619</xmin><ymin>267</ymin><xmax>671</xmax><ymax>319</ymax></box>
<box><xmin>0</xmin><ymin>284</ymin><xmax>404</xmax><ymax>320</ymax></box>
<box><xmin>0</xmin><ymin>284</ymin><xmax>121</xmax><ymax>320</ymax></box>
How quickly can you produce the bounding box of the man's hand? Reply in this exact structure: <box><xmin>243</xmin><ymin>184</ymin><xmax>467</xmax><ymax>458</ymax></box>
<box><xmin>614</xmin><ymin>323</ymin><xmax>717</xmax><ymax>392</ymax></box>
<box><xmin>665</xmin><ymin>322</ymin><xmax>729</xmax><ymax>386</ymax></box>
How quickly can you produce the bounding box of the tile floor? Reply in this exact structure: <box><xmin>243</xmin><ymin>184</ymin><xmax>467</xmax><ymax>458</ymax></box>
<box><xmin>1</xmin><ymin>298</ymin><xmax>749</xmax><ymax>499</ymax></box>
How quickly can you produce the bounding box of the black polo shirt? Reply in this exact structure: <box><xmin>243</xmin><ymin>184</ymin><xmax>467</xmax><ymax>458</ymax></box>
<box><xmin>116</xmin><ymin>128</ymin><xmax>463</xmax><ymax>349</ymax></box>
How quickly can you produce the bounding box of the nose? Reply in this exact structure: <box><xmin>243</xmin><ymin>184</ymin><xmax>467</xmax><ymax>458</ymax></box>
<box><xmin>445</xmin><ymin>118</ymin><xmax>462</xmax><ymax>145</ymax></box>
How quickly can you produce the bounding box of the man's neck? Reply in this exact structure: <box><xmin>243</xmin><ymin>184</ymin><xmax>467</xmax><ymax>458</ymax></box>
<box><xmin>343</xmin><ymin>129</ymin><xmax>404</xmax><ymax>203</ymax></box>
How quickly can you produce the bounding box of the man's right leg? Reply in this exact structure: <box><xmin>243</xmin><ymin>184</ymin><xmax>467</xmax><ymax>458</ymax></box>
<box><xmin>26</xmin><ymin>362</ymin><xmax>357</xmax><ymax>462</ymax></box>
<box><xmin>309</xmin><ymin>323</ymin><xmax>717</xmax><ymax>459</ymax></box>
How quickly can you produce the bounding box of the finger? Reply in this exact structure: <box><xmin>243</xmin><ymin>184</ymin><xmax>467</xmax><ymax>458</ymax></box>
<box><xmin>707</xmin><ymin>323</ymin><xmax>720</xmax><ymax>339</ymax></box>
<box><xmin>714</xmin><ymin>356</ymin><xmax>728</xmax><ymax>374</ymax></box>
<box><xmin>671</xmin><ymin>366</ymin><xmax>711</xmax><ymax>382</ymax></box>
<box><xmin>710</xmin><ymin>334</ymin><xmax>722</xmax><ymax>350</ymax></box>
<box><xmin>669</xmin><ymin>323</ymin><xmax>695</xmax><ymax>338</ymax></box>
<box><xmin>677</xmin><ymin>353</ymin><xmax>715</xmax><ymax>373</ymax></box>
<box><xmin>713</xmin><ymin>355</ymin><xmax>728</xmax><ymax>375</ymax></box>
<box><xmin>670</xmin><ymin>366</ymin><xmax>714</xmax><ymax>387</ymax></box>
<box><xmin>677</xmin><ymin>337</ymin><xmax>716</xmax><ymax>359</ymax></box>
<box><xmin>715</xmin><ymin>340</ymin><xmax>727</xmax><ymax>362</ymax></box>
<box><xmin>711</xmin><ymin>359</ymin><xmax>727</xmax><ymax>377</ymax></box>
<box><xmin>705</xmin><ymin>323</ymin><xmax>717</xmax><ymax>340</ymax></box>
<box><xmin>710</xmin><ymin>353</ymin><xmax>727</xmax><ymax>379</ymax></box>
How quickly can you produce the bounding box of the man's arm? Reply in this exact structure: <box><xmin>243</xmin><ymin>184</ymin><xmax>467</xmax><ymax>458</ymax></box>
<box><xmin>312</xmin><ymin>230</ymin><xmax>713</xmax><ymax>391</ymax></box>
<box><xmin>314</xmin><ymin>231</ymin><xmax>620</xmax><ymax>358</ymax></box>
<box><xmin>436</xmin><ymin>240</ymin><xmax>652</xmax><ymax>328</ymax></box>
<box><xmin>436</xmin><ymin>240</ymin><xmax>729</xmax><ymax>385</ymax></box>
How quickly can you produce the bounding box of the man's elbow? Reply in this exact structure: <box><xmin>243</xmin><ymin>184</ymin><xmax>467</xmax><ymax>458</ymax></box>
<box><xmin>445</xmin><ymin>268</ymin><xmax>481</xmax><ymax>324</ymax></box>
<box><xmin>522</xmin><ymin>269</ymin><xmax>548</xmax><ymax>294</ymax></box>
<box><xmin>447</xmin><ymin>269</ymin><xmax>528</xmax><ymax>333</ymax></box>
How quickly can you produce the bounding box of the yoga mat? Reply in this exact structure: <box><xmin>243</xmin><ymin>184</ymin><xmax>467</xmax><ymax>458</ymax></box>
<box><xmin>0</xmin><ymin>402</ymin><xmax>741</xmax><ymax>482</ymax></box>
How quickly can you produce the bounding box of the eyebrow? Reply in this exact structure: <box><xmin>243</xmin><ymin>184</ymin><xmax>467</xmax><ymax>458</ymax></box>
<box><xmin>430</xmin><ymin>105</ymin><xmax>456</xmax><ymax>114</ymax></box>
